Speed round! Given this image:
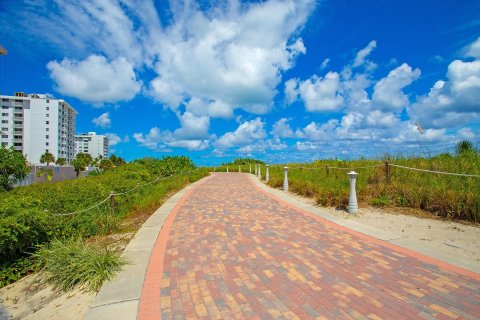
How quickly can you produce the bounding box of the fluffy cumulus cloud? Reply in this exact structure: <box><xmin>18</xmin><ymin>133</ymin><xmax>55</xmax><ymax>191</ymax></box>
<box><xmin>287</xmin><ymin>72</ymin><xmax>344</xmax><ymax>112</ymax></box>
<box><xmin>215</xmin><ymin>118</ymin><xmax>267</xmax><ymax>149</ymax></box>
<box><xmin>133</xmin><ymin>111</ymin><xmax>211</xmax><ymax>152</ymax></box>
<box><xmin>409</xmin><ymin>40</ymin><xmax>480</xmax><ymax>128</ymax></box>
<box><xmin>105</xmin><ymin>133</ymin><xmax>128</xmax><ymax>147</ymax></box>
<box><xmin>48</xmin><ymin>55</ymin><xmax>141</xmax><ymax>104</ymax></box>
<box><xmin>271</xmin><ymin>118</ymin><xmax>295</xmax><ymax>138</ymax></box>
<box><xmin>92</xmin><ymin>112</ymin><xmax>111</xmax><ymax>128</ymax></box>
<box><xmin>150</xmin><ymin>0</ymin><xmax>314</xmax><ymax>116</ymax></box>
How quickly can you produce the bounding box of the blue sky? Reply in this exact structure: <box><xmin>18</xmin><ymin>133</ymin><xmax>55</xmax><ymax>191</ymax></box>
<box><xmin>1</xmin><ymin>0</ymin><xmax>480</xmax><ymax>165</ymax></box>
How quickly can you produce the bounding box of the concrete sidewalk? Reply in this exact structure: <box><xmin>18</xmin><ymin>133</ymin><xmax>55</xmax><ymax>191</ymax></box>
<box><xmin>84</xmin><ymin>176</ymin><xmax>212</xmax><ymax>320</ymax></box>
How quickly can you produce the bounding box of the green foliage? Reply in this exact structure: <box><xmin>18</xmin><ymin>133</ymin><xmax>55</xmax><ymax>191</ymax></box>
<box><xmin>55</xmin><ymin>158</ymin><xmax>66</xmax><ymax>166</ymax></box>
<box><xmin>109</xmin><ymin>154</ymin><xmax>126</xmax><ymax>166</ymax></box>
<box><xmin>39</xmin><ymin>151</ymin><xmax>55</xmax><ymax>166</ymax></box>
<box><xmin>34</xmin><ymin>239</ymin><xmax>126</xmax><ymax>292</ymax></box>
<box><xmin>37</xmin><ymin>167</ymin><xmax>54</xmax><ymax>182</ymax></box>
<box><xmin>0</xmin><ymin>146</ymin><xmax>30</xmax><ymax>191</ymax></box>
<box><xmin>0</xmin><ymin>156</ymin><xmax>208</xmax><ymax>287</ymax></box>
<box><xmin>455</xmin><ymin>140</ymin><xmax>477</xmax><ymax>155</ymax></box>
<box><xmin>224</xmin><ymin>158</ymin><xmax>265</xmax><ymax>165</ymax></box>
<box><xmin>370</xmin><ymin>196</ymin><xmax>390</xmax><ymax>207</ymax></box>
<box><xmin>98</xmin><ymin>159</ymin><xmax>114</xmax><ymax>170</ymax></box>
<box><xmin>0</xmin><ymin>258</ymin><xmax>35</xmax><ymax>287</ymax></box>
<box><xmin>72</xmin><ymin>153</ymin><xmax>94</xmax><ymax>176</ymax></box>
<box><xmin>265</xmin><ymin>153</ymin><xmax>480</xmax><ymax>221</ymax></box>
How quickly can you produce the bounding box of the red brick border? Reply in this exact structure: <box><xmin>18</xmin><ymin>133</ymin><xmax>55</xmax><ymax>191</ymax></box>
<box><xmin>137</xmin><ymin>176</ymin><xmax>212</xmax><ymax>320</ymax></box>
<box><xmin>248</xmin><ymin>175</ymin><xmax>480</xmax><ymax>282</ymax></box>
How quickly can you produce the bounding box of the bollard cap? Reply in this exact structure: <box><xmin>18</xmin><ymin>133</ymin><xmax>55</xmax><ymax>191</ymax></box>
<box><xmin>347</xmin><ymin>171</ymin><xmax>358</xmax><ymax>176</ymax></box>
<box><xmin>266</xmin><ymin>164</ymin><xmax>269</xmax><ymax>167</ymax></box>
<box><xmin>284</xmin><ymin>166</ymin><xmax>288</xmax><ymax>169</ymax></box>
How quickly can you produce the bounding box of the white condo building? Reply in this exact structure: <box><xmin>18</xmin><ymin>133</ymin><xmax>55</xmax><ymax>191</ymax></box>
<box><xmin>1</xmin><ymin>92</ymin><xmax>77</xmax><ymax>164</ymax></box>
<box><xmin>74</xmin><ymin>132</ymin><xmax>109</xmax><ymax>159</ymax></box>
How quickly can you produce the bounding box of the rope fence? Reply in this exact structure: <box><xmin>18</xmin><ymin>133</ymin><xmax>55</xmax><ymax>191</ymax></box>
<box><xmin>52</xmin><ymin>169</ymin><xmax>197</xmax><ymax>217</ymax></box>
<box><xmin>389</xmin><ymin>164</ymin><xmax>480</xmax><ymax>178</ymax></box>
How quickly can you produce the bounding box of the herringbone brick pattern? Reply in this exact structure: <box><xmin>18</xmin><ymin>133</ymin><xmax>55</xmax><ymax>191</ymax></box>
<box><xmin>140</xmin><ymin>173</ymin><xmax>480</xmax><ymax>319</ymax></box>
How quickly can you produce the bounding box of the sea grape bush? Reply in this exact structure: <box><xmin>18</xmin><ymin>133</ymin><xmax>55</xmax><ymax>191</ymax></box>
<box><xmin>0</xmin><ymin>156</ymin><xmax>206</xmax><ymax>285</ymax></box>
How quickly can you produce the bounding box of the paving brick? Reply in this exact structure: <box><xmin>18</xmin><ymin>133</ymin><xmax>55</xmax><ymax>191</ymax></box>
<box><xmin>139</xmin><ymin>173</ymin><xmax>480</xmax><ymax>319</ymax></box>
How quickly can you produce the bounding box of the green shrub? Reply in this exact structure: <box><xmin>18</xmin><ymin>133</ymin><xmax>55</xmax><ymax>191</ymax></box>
<box><xmin>34</xmin><ymin>239</ymin><xmax>126</xmax><ymax>292</ymax></box>
<box><xmin>0</xmin><ymin>156</ymin><xmax>208</xmax><ymax>287</ymax></box>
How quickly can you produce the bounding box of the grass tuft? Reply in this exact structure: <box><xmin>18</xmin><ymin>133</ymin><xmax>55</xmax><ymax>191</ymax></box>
<box><xmin>34</xmin><ymin>238</ymin><xmax>126</xmax><ymax>292</ymax></box>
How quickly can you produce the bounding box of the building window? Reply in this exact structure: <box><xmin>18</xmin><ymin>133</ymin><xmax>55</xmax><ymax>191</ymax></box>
<box><xmin>2</xmin><ymin>127</ymin><xmax>7</xmax><ymax>131</ymax></box>
<box><xmin>46</xmin><ymin>121</ymin><xmax>49</xmax><ymax>124</ymax></box>
<box><xmin>46</xmin><ymin>128</ymin><xmax>49</xmax><ymax>131</ymax></box>
<box><xmin>2</xmin><ymin>99</ymin><xmax>8</xmax><ymax>102</ymax></box>
<box><xmin>46</xmin><ymin>142</ymin><xmax>49</xmax><ymax>146</ymax></box>
<box><xmin>46</xmin><ymin>107</ymin><xmax>49</xmax><ymax>110</ymax></box>
<box><xmin>46</xmin><ymin>114</ymin><xmax>49</xmax><ymax>117</ymax></box>
<box><xmin>2</xmin><ymin>106</ymin><xmax>7</xmax><ymax>109</ymax></box>
<box><xmin>1</xmin><ymin>134</ymin><xmax>7</xmax><ymax>138</ymax></box>
<box><xmin>1</xmin><ymin>113</ymin><xmax>7</xmax><ymax>116</ymax></box>
<box><xmin>14</xmin><ymin>143</ymin><xmax>22</xmax><ymax>146</ymax></box>
<box><xmin>46</xmin><ymin>135</ymin><xmax>49</xmax><ymax>139</ymax></box>
<box><xmin>1</xmin><ymin>120</ymin><xmax>7</xmax><ymax>124</ymax></box>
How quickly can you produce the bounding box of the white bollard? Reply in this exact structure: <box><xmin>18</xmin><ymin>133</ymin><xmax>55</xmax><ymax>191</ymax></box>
<box><xmin>347</xmin><ymin>171</ymin><xmax>358</xmax><ymax>214</ymax></box>
<box><xmin>283</xmin><ymin>166</ymin><xmax>288</xmax><ymax>191</ymax></box>
<box><xmin>266</xmin><ymin>165</ymin><xmax>270</xmax><ymax>182</ymax></box>
<box><xmin>258</xmin><ymin>165</ymin><xmax>261</xmax><ymax>178</ymax></box>
<box><xmin>239</xmin><ymin>165</ymin><xmax>241</xmax><ymax>173</ymax></box>
<box><xmin>249</xmin><ymin>164</ymin><xmax>252</xmax><ymax>174</ymax></box>
<box><xmin>227</xmin><ymin>166</ymin><xmax>229</xmax><ymax>173</ymax></box>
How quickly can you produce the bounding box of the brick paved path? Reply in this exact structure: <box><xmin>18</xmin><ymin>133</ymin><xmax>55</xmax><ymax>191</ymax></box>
<box><xmin>139</xmin><ymin>173</ymin><xmax>480</xmax><ymax>320</ymax></box>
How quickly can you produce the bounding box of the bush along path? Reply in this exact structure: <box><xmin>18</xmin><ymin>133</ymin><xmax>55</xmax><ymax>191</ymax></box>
<box><xmin>137</xmin><ymin>173</ymin><xmax>480</xmax><ymax>319</ymax></box>
<box><xmin>0</xmin><ymin>156</ymin><xmax>209</xmax><ymax>289</ymax></box>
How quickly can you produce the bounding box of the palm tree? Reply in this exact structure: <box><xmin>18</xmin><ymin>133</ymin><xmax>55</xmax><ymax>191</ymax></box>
<box><xmin>40</xmin><ymin>151</ymin><xmax>55</xmax><ymax>166</ymax></box>
<box><xmin>55</xmin><ymin>157</ymin><xmax>66</xmax><ymax>166</ymax></box>
<box><xmin>455</xmin><ymin>140</ymin><xmax>476</xmax><ymax>155</ymax></box>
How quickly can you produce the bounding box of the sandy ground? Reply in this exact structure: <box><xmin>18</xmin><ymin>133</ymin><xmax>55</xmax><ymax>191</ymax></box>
<box><xmin>321</xmin><ymin>205</ymin><xmax>480</xmax><ymax>265</ymax></box>
<box><xmin>0</xmin><ymin>232</ymin><xmax>135</xmax><ymax>320</ymax></box>
<box><xmin>0</xmin><ymin>274</ymin><xmax>95</xmax><ymax>320</ymax></box>
<box><xmin>1</xmin><ymin>200</ymin><xmax>479</xmax><ymax>319</ymax></box>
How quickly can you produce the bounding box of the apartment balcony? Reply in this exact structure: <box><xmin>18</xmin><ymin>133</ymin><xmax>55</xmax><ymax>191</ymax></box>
<box><xmin>13</xmin><ymin>123</ymin><xmax>23</xmax><ymax>128</ymax></box>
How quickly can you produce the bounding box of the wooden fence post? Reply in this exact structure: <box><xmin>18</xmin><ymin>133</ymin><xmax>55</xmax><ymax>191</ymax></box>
<box><xmin>385</xmin><ymin>160</ymin><xmax>390</xmax><ymax>183</ymax></box>
<box><xmin>326</xmin><ymin>165</ymin><xmax>330</xmax><ymax>176</ymax></box>
<box><xmin>109</xmin><ymin>191</ymin><xmax>115</xmax><ymax>231</ymax></box>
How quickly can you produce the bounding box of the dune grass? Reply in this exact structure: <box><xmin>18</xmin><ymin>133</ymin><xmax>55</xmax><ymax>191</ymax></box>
<box><xmin>218</xmin><ymin>152</ymin><xmax>480</xmax><ymax>222</ymax></box>
<box><xmin>33</xmin><ymin>238</ymin><xmax>126</xmax><ymax>292</ymax></box>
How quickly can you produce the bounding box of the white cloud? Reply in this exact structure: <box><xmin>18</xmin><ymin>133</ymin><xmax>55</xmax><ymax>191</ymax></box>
<box><xmin>215</xmin><ymin>118</ymin><xmax>267</xmax><ymax>148</ymax></box>
<box><xmin>271</xmin><ymin>118</ymin><xmax>295</xmax><ymax>138</ymax></box>
<box><xmin>409</xmin><ymin>40</ymin><xmax>480</xmax><ymax>128</ymax></box>
<box><xmin>92</xmin><ymin>112</ymin><xmax>111</xmax><ymax>128</ymax></box>
<box><xmin>48</xmin><ymin>55</ymin><xmax>142</xmax><ymax>104</ymax></box>
<box><xmin>320</xmin><ymin>58</ymin><xmax>330</xmax><ymax>70</ymax></box>
<box><xmin>284</xmin><ymin>78</ymin><xmax>299</xmax><ymax>104</ymax></box>
<box><xmin>296</xmin><ymin>72</ymin><xmax>344</xmax><ymax>112</ymax></box>
<box><xmin>105</xmin><ymin>133</ymin><xmax>128</xmax><ymax>146</ymax></box>
<box><xmin>133</xmin><ymin>111</ymin><xmax>211</xmax><ymax>151</ymax></box>
<box><xmin>353</xmin><ymin>40</ymin><xmax>377</xmax><ymax>69</ymax></box>
<box><xmin>296</xmin><ymin>141</ymin><xmax>321</xmax><ymax>151</ymax></box>
<box><xmin>466</xmin><ymin>37</ymin><xmax>480</xmax><ymax>59</ymax></box>
<box><xmin>372</xmin><ymin>63</ymin><xmax>421</xmax><ymax>112</ymax></box>
<box><xmin>173</xmin><ymin>112</ymin><xmax>210</xmax><ymax>140</ymax></box>
<box><xmin>150</xmin><ymin>0</ymin><xmax>315</xmax><ymax>115</ymax></box>
<box><xmin>237</xmin><ymin>138</ymin><xmax>287</xmax><ymax>153</ymax></box>
<box><xmin>458</xmin><ymin>127</ymin><xmax>475</xmax><ymax>139</ymax></box>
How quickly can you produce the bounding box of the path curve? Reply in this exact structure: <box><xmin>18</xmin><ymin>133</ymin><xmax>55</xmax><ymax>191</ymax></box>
<box><xmin>139</xmin><ymin>173</ymin><xmax>480</xmax><ymax>320</ymax></box>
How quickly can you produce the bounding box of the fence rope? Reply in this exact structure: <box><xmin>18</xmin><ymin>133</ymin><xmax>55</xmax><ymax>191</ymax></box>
<box><xmin>290</xmin><ymin>164</ymin><xmax>384</xmax><ymax>170</ymax></box>
<box><xmin>52</xmin><ymin>169</ymin><xmax>196</xmax><ymax>217</ymax></box>
<box><xmin>390</xmin><ymin>164</ymin><xmax>480</xmax><ymax>178</ymax></box>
